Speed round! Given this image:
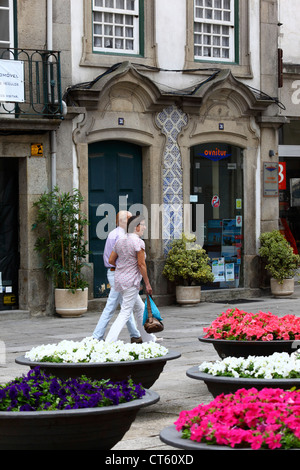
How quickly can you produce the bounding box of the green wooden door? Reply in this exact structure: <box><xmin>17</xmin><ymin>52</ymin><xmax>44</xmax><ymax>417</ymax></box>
<box><xmin>88</xmin><ymin>141</ymin><xmax>142</xmax><ymax>297</ymax></box>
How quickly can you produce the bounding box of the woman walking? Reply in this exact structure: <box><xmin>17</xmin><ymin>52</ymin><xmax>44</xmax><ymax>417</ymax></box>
<box><xmin>105</xmin><ymin>214</ymin><xmax>157</xmax><ymax>343</ymax></box>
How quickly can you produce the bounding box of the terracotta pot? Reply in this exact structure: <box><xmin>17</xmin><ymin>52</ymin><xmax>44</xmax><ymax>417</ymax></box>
<box><xmin>55</xmin><ymin>287</ymin><xmax>88</xmax><ymax>317</ymax></box>
<box><xmin>270</xmin><ymin>278</ymin><xmax>294</xmax><ymax>296</ymax></box>
<box><xmin>176</xmin><ymin>285</ymin><xmax>201</xmax><ymax>305</ymax></box>
<box><xmin>0</xmin><ymin>389</ymin><xmax>159</xmax><ymax>450</ymax></box>
<box><xmin>15</xmin><ymin>350</ymin><xmax>181</xmax><ymax>389</ymax></box>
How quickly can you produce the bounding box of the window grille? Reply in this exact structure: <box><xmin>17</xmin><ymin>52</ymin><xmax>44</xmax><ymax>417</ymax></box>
<box><xmin>93</xmin><ymin>0</ymin><xmax>140</xmax><ymax>54</ymax></box>
<box><xmin>194</xmin><ymin>0</ymin><xmax>235</xmax><ymax>62</ymax></box>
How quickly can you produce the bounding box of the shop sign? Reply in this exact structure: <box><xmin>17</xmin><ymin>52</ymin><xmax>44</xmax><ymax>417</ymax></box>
<box><xmin>197</xmin><ymin>148</ymin><xmax>231</xmax><ymax>162</ymax></box>
<box><xmin>263</xmin><ymin>162</ymin><xmax>279</xmax><ymax>196</ymax></box>
<box><xmin>0</xmin><ymin>59</ymin><xmax>24</xmax><ymax>103</ymax></box>
<box><xmin>211</xmin><ymin>195</ymin><xmax>220</xmax><ymax>208</ymax></box>
<box><xmin>278</xmin><ymin>162</ymin><xmax>286</xmax><ymax>190</ymax></box>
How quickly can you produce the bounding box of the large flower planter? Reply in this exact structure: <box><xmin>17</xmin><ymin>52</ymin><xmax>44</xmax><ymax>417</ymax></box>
<box><xmin>0</xmin><ymin>389</ymin><xmax>159</xmax><ymax>450</ymax></box>
<box><xmin>186</xmin><ymin>365</ymin><xmax>300</xmax><ymax>398</ymax></box>
<box><xmin>160</xmin><ymin>425</ymin><xmax>234</xmax><ymax>450</ymax></box>
<box><xmin>176</xmin><ymin>286</ymin><xmax>201</xmax><ymax>305</ymax></box>
<box><xmin>15</xmin><ymin>350</ymin><xmax>181</xmax><ymax>389</ymax></box>
<box><xmin>160</xmin><ymin>424</ymin><xmax>300</xmax><ymax>451</ymax></box>
<box><xmin>198</xmin><ymin>335</ymin><xmax>296</xmax><ymax>359</ymax></box>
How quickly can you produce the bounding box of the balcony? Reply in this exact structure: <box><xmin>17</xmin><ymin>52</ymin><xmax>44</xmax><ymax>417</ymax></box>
<box><xmin>0</xmin><ymin>48</ymin><xmax>63</xmax><ymax>129</ymax></box>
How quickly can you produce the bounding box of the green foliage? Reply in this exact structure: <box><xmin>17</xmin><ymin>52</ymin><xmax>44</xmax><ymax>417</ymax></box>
<box><xmin>259</xmin><ymin>230</ymin><xmax>300</xmax><ymax>283</ymax></box>
<box><xmin>32</xmin><ymin>186</ymin><xmax>89</xmax><ymax>291</ymax></box>
<box><xmin>162</xmin><ymin>233</ymin><xmax>214</xmax><ymax>286</ymax></box>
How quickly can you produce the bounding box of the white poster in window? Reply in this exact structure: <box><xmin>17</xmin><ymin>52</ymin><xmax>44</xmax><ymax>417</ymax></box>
<box><xmin>225</xmin><ymin>263</ymin><xmax>235</xmax><ymax>281</ymax></box>
<box><xmin>0</xmin><ymin>59</ymin><xmax>24</xmax><ymax>103</ymax></box>
<box><xmin>212</xmin><ymin>258</ymin><xmax>225</xmax><ymax>282</ymax></box>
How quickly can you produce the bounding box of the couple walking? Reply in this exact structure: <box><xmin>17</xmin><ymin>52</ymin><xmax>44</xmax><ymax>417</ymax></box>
<box><xmin>93</xmin><ymin>210</ymin><xmax>159</xmax><ymax>343</ymax></box>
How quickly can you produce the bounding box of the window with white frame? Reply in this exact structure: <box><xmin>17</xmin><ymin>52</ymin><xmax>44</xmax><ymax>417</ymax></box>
<box><xmin>194</xmin><ymin>0</ymin><xmax>236</xmax><ymax>62</ymax></box>
<box><xmin>0</xmin><ymin>0</ymin><xmax>14</xmax><ymax>50</ymax></box>
<box><xmin>93</xmin><ymin>0</ymin><xmax>140</xmax><ymax>54</ymax></box>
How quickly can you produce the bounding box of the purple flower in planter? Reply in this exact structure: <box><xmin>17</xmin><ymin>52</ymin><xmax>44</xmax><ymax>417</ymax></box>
<box><xmin>0</xmin><ymin>367</ymin><xmax>145</xmax><ymax>412</ymax></box>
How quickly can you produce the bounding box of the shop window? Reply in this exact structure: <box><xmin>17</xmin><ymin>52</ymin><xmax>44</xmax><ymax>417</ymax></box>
<box><xmin>190</xmin><ymin>143</ymin><xmax>244</xmax><ymax>288</ymax></box>
<box><xmin>194</xmin><ymin>0</ymin><xmax>236</xmax><ymax>62</ymax></box>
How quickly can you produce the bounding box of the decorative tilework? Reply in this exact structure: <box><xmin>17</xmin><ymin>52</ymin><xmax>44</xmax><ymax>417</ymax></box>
<box><xmin>155</xmin><ymin>105</ymin><xmax>188</xmax><ymax>253</ymax></box>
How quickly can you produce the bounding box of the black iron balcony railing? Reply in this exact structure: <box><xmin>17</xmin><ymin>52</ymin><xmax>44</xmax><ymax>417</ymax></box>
<box><xmin>0</xmin><ymin>48</ymin><xmax>63</xmax><ymax>118</ymax></box>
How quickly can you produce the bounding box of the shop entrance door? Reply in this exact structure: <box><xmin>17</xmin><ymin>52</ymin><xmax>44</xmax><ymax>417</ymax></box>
<box><xmin>88</xmin><ymin>141</ymin><xmax>143</xmax><ymax>297</ymax></box>
<box><xmin>190</xmin><ymin>143</ymin><xmax>243</xmax><ymax>288</ymax></box>
<box><xmin>279</xmin><ymin>157</ymin><xmax>300</xmax><ymax>254</ymax></box>
<box><xmin>0</xmin><ymin>158</ymin><xmax>19</xmax><ymax>309</ymax></box>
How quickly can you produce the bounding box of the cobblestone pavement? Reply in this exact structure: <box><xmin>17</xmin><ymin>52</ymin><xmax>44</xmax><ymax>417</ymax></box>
<box><xmin>1</xmin><ymin>287</ymin><xmax>300</xmax><ymax>451</ymax></box>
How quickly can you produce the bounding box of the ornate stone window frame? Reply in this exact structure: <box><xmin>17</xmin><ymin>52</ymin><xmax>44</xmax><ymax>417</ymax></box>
<box><xmin>81</xmin><ymin>0</ymin><xmax>157</xmax><ymax>68</ymax></box>
<box><xmin>185</xmin><ymin>0</ymin><xmax>252</xmax><ymax>78</ymax></box>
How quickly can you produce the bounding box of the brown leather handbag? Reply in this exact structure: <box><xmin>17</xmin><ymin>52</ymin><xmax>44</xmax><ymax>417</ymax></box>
<box><xmin>144</xmin><ymin>295</ymin><xmax>164</xmax><ymax>334</ymax></box>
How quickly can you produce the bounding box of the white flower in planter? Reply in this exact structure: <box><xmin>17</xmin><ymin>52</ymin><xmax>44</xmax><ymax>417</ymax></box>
<box><xmin>199</xmin><ymin>351</ymin><xmax>300</xmax><ymax>379</ymax></box>
<box><xmin>25</xmin><ymin>337</ymin><xmax>168</xmax><ymax>363</ymax></box>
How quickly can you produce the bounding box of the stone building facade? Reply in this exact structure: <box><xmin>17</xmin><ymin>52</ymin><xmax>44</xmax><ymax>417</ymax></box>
<box><xmin>0</xmin><ymin>0</ymin><xmax>295</xmax><ymax>315</ymax></box>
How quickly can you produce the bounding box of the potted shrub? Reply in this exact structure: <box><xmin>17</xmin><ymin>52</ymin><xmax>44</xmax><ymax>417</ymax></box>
<box><xmin>259</xmin><ymin>230</ymin><xmax>300</xmax><ymax>296</ymax></box>
<box><xmin>162</xmin><ymin>233</ymin><xmax>214</xmax><ymax>304</ymax></box>
<box><xmin>32</xmin><ymin>187</ymin><xmax>89</xmax><ymax>317</ymax></box>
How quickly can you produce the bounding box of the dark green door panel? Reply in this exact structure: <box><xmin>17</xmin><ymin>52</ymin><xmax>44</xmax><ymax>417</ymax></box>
<box><xmin>88</xmin><ymin>141</ymin><xmax>142</xmax><ymax>297</ymax></box>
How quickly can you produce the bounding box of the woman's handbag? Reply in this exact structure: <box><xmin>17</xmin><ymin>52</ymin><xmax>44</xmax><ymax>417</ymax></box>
<box><xmin>143</xmin><ymin>295</ymin><xmax>164</xmax><ymax>334</ymax></box>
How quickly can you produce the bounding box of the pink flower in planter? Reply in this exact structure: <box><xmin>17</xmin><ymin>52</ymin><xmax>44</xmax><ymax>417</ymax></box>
<box><xmin>175</xmin><ymin>388</ymin><xmax>300</xmax><ymax>450</ymax></box>
<box><xmin>203</xmin><ymin>308</ymin><xmax>300</xmax><ymax>341</ymax></box>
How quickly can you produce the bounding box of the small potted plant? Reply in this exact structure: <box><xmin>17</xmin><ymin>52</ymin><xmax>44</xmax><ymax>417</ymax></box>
<box><xmin>259</xmin><ymin>230</ymin><xmax>300</xmax><ymax>296</ymax></box>
<box><xmin>32</xmin><ymin>186</ymin><xmax>89</xmax><ymax>317</ymax></box>
<box><xmin>162</xmin><ymin>233</ymin><xmax>214</xmax><ymax>304</ymax></box>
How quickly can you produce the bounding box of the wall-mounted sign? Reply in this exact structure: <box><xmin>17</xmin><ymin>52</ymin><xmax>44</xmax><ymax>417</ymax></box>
<box><xmin>31</xmin><ymin>144</ymin><xmax>43</xmax><ymax>157</ymax></box>
<box><xmin>263</xmin><ymin>162</ymin><xmax>278</xmax><ymax>196</ymax></box>
<box><xmin>0</xmin><ymin>59</ymin><xmax>24</xmax><ymax>103</ymax></box>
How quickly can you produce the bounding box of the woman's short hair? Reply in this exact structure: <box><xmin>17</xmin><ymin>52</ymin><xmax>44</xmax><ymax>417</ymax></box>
<box><xmin>127</xmin><ymin>214</ymin><xmax>145</xmax><ymax>233</ymax></box>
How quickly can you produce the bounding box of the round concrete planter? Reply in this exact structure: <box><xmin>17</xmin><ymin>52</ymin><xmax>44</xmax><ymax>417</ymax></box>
<box><xmin>270</xmin><ymin>278</ymin><xmax>294</xmax><ymax>296</ymax></box>
<box><xmin>186</xmin><ymin>365</ymin><xmax>300</xmax><ymax>398</ymax></box>
<box><xmin>198</xmin><ymin>335</ymin><xmax>296</xmax><ymax>359</ymax></box>
<box><xmin>160</xmin><ymin>424</ymin><xmax>300</xmax><ymax>451</ymax></box>
<box><xmin>0</xmin><ymin>389</ymin><xmax>159</xmax><ymax>450</ymax></box>
<box><xmin>55</xmin><ymin>287</ymin><xmax>88</xmax><ymax>317</ymax></box>
<box><xmin>16</xmin><ymin>350</ymin><xmax>181</xmax><ymax>389</ymax></box>
<box><xmin>176</xmin><ymin>285</ymin><xmax>201</xmax><ymax>305</ymax></box>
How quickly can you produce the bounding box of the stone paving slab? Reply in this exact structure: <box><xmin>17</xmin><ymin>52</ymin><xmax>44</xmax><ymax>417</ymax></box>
<box><xmin>1</xmin><ymin>287</ymin><xmax>300</xmax><ymax>451</ymax></box>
